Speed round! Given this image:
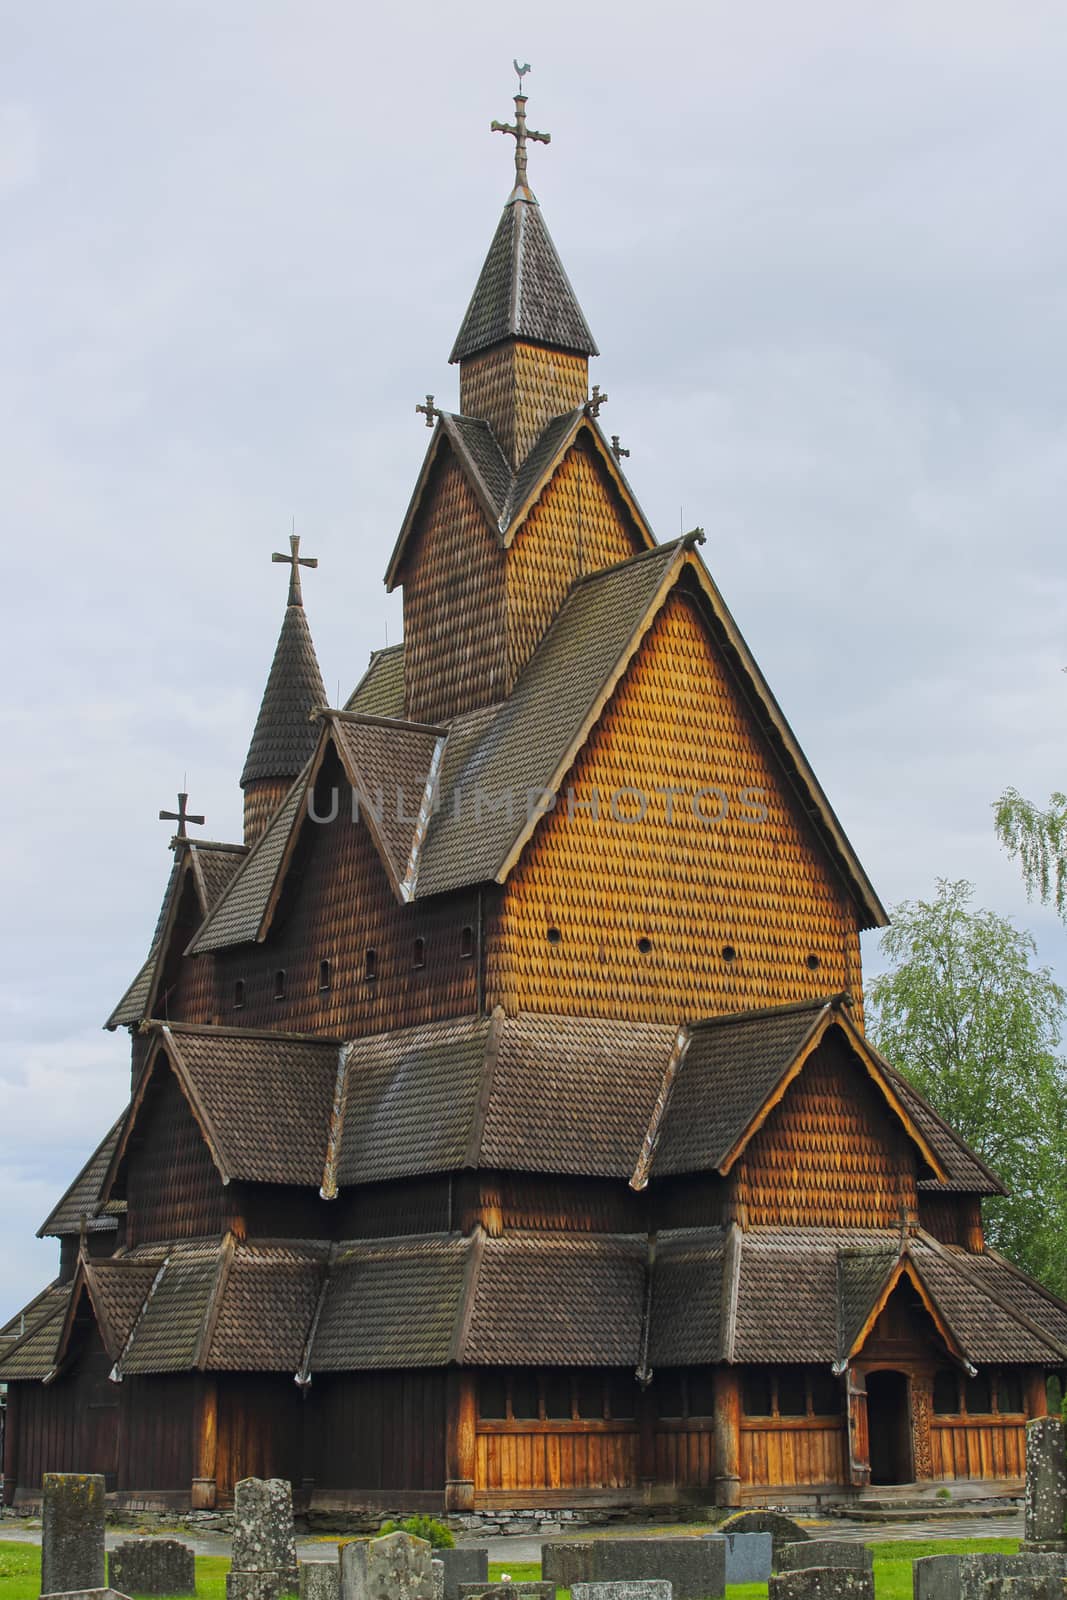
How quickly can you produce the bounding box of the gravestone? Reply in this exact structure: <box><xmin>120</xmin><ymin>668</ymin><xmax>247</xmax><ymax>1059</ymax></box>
<box><xmin>721</xmin><ymin>1513</ymin><xmax>810</xmax><ymax>1563</ymax></box>
<box><xmin>299</xmin><ymin>1564</ymin><xmax>341</xmax><ymax>1600</ymax></box>
<box><xmin>227</xmin><ymin>1477</ymin><xmax>299</xmax><ymax>1600</ymax></box>
<box><xmin>780</xmin><ymin>1544</ymin><xmax>873</xmax><ymax>1574</ymax></box>
<box><xmin>439</xmin><ymin>1550</ymin><xmax>490</xmax><ymax>1600</ymax></box>
<box><xmin>432</xmin><ymin>1562</ymin><xmax>445</xmax><ymax>1600</ymax></box>
<box><xmin>769</xmin><ymin>1572</ymin><xmax>874</xmax><ymax>1600</ymax></box>
<box><xmin>41</xmin><ymin>1591</ymin><xmax>131</xmax><ymax>1600</ymax></box>
<box><xmin>593</xmin><ymin>1536</ymin><xmax>725</xmax><ymax>1600</ymax></box>
<box><xmin>572</xmin><ymin>1582</ymin><xmax>673</xmax><ymax>1600</ymax></box>
<box><xmin>716</xmin><ymin>1533</ymin><xmax>773</xmax><ymax>1585</ymax></box>
<box><xmin>458</xmin><ymin>1586</ymin><xmax>552</xmax><ymax>1600</ymax></box>
<box><xmin>980</xmin><ymin>1576</ymin><xmax>1066</xmax><ymax>1600</ymax></box>
<box><xmin>914</xmin><ymin>1551</ymin><xmax>1067</xmax><ymax>1600</ymax></box>
<box><xmin>1025</xmin><ymin>1417</ymin><xmax>1067</xmax><ymax>1549</ymax></box>
<box><xmin>541</xmin><ymin>1545</ymin><xmax>597</xmax><ymax>1590</ymax></box>
<box><xmin>109</xmin><ymin>1540</ymin><xmax>196</xmax><ymax>1596</ymax></box>
<box><xmin>41</xmin><ymin>1473</ymin><xmax>107</xmax><ymax>1597</ymax></box>
<box><xmin>340</xmin><ymin>1532</ymin><xmax>433</xmax><ymax>1600</ymax></box>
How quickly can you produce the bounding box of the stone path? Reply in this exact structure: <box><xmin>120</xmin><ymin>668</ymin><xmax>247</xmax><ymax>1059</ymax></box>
<box><xmin>0</xmin><ymin>1509</ymin><xmax>1027</xmax><ymax>1563</ymax></box>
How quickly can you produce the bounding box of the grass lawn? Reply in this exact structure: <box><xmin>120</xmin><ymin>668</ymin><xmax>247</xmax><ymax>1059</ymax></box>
<box><xmin>0</xmin><ymin>1537</ymin><xmax>1022</xmax><ymax>1600</ymax></box>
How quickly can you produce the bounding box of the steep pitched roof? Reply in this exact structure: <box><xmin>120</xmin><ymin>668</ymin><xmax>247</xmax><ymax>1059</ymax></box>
<box><xmin>634</xmin><ymin>997</ymin><xmax>948</xmax><ymax>1187</ymax></box>
<box><xmin>385</xmin><ymin>409</ymin><xmax>654</xmax><ymax>589</ymax></box>
<box><xmin>345</xmin><ymin>645</ymin><xmax>405</xmax><ymax>718</ymax></box>
<box><xmin>38</xmin><ymin>1116</ymin><xmax>125</xmax><ymax>1237</ymax></box>
<box><xmin>241</xmin><ymin>599</ymin><xmax>326</xmax><ymax>788</ymax></box>
<box><xmin>0</xmin><ymin>1283</ymin><xmax>72</xmax><ymax>1380</ymax></box>
<box><xmin>310</xmin><ymin>1234</ymin><xmax>472</xmax><ymax>1370</ymax></box>
<box><xmin>450</xmin><ymin>194</ymin><xmax>598</xmax><ymax>363</ymax></box>
<box><xmin>190</xmin><ymin>773</ymin><xmax>307</xmax><ymax>953</ymax></box>
<box><xmin>105</xmin><ymin>841</ymin><xmax>246</xmax><ymax>1029</ymax></box>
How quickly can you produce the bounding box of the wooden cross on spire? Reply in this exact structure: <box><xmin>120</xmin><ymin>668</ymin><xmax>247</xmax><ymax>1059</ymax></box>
<box><xmin>160</xmin><ymin>791</ymin><xmax>205</xmax><ymax>840</ymax></box>
<box><xmin>272</xmin><ymin>532</ymin><xmax>318</xmax><ymax>607</ymax></box>
<box><xmin>491</xmin><ymin>62</ymin><xmax>550</xmax><ymax>196</ymax></box>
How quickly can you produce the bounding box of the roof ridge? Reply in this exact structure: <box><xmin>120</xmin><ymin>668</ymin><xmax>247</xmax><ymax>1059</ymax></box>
<box><xmin>143</xmin><ymin>1018</ymin><xmax>343</xmax><ymax>1046</ymax></box>
<box><xmin>689</xmin><ymin>995</ymin><xmax>844</xmax><ymax>1032</ymax></box>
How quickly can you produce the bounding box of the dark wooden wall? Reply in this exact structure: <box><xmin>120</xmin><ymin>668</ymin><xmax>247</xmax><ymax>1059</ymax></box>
<box><xmin>123</xmin><ymin>1065</ymin><xmax>228</xmax><ymax>1246</ymax></box>
<box><xmin>216</xmin><ymin>1376</ymin><xmax>305</xmax><ymax>1496</ymax></box>
<box><xmin>120</xmin><ymin>1376</ymin><xmax>194</xmax><ymax>1491</ymax></box>
<box><xmin>307</xmin><ymin>1371</ymin><xmax>446</xmax><ymax>1491</ymax></box>
<box><xmin>10</xmin><ymin>1325</ymin><xmax>119</xmax><ymax>1490</ymax></box>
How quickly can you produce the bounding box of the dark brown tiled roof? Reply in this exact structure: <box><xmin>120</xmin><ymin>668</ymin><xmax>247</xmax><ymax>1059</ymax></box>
<box><xmin>335</xmin><ymin>1016</ymin><xmax>493</xmax><ymax>1188</ymax></box>
<box><xmin>161</xmin><ymin>1027</ymin><xmax>340</xmax><ymax>1186</ymax></box>
<box><xmin>345</xmin><ymin>646</ymin><xmax>405</xmax><ymax>718</ymax></box>
<box><xmin>650</xmin><ymin>1228</ymin><xmax>726</xmax><ymax>1365</ymax></box>
<box><xmin>192</xmin><ymin>843</ymin><xmax>249</xmax><ymax>909</ymax></box>
<box><xmin>242</xmin><ymin>601</ymin><xmax>327</xmax><ymax>787</ymax></box>
<box><xmin>881</xmin><ymin>1064</ymin><xmax>1006</xmax><ymax>1196</ymax></box>
<box><xmin>480</xmin><ymin>1012</ymin><xmax>675</xmax><ymax>1177</ymax></box>
<box><xmin>0</xmin><ymin>1285</ymin><xmax>71</xmax><ymax>1380</ymax></box>
<box><xmin>450</xmin><ymin>195</ymin><xmax>598</xmax><ymax>363</ymax></box>
<box><xmin>311</xmin><ymin>1234</ymin><xmax>470</xmax><ymax>1370</ymax></box>
<box><xmin>106</xmin><ymin>950</ymin><xmax>158</xmax><ymax>1030</ymax></box>
<box><xmin>649</xmin><ymin>1002</ymin><xmax>829</xmax><ymax>1178</ymax></box>
<box><xmin>120</xmin><ymin>1242</ymin><xmax>218</xmax><ymax>1374</ymax></box>
<box><xmin>416</xmin><ymin>542</ymin><xmax>683</xmax><ymax>897</ymax></box>
<box><xmin>733</xmin><ymin>1227</ymin><xmax>889</xmax><ymax>1363</ymax></box>
<box><xmin>330</xmin><ymin>717</ymin><xmax>444</xmax><ymax>896</ymax></box>
<box><xmin>971</xmin><ymin>1251</ymin><xmax>1067</xmax><ymax>1349</ymax></box>
<box><xmin>191</xmin><ymin>771</ymin><xmax>308</xmax><ymax>952</ymax></box>
<box><xmin>836</xmin><ymin>1246</ymin><xmax>898</xmax><ymax>1360</ymax></box>
<box><xmin>86</xmin><ymin>1260</ymin><xmax>159</xmax><ymax>1357</ymax></box>
<box><xmin>38</xmin><ymin>1117</ymin><xmax>125</xmax><ymax>1237</ymax></box>
<box><xmin>444</xmin><ymin>415</ymin><xmax>513</xmax><ymax>523</ymax></box>
<box><xmin>909</xmin><ymin>1237</ymin><xmax>1067</xmax><ymax>1364</ymax></box>
<box><xmin>509</xmin><ymin>410</ymin><xmax>582</xmax><ymax>523</ymax></box>
<box><xmin>206</xmin><ymin>1242</ymin><xmax>327</xmax><ymax>1371</ymax></box>
<box><xmin>463</xmin><ymin>1234</ymin><xmax>645</xmax><ymax>1366</ymax></box>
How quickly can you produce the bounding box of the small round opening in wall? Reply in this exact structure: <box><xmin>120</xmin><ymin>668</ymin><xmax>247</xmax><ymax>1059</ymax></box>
<box><xmin>547</xmin><ymin>926</ymin><xmax>562</xmax><ymax>945</ymax></box>
<box><xmin>722</xmin><ymin>945</ymin><xmax>737</xmax><ymax>962</ymax></box>
<box><xmin>806</xmin><ymin>953</ymin><xmax>821</xmax><ymax>970</ymax></box>
<box><xmin>637</xmin><ymin>936</ymin><xmax>653</xmax><ymax>954</ymax></box>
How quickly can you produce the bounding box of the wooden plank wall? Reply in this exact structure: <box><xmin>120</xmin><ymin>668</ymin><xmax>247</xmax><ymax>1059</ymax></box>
<box><xmin>11</xmin><ymin>1327</ymin><xmax>119</xmax><ymax>1489</ymax></box>
<box><xmin>124</xmin><ymin>1065</ymin><xmax>228</xmax><ymax>1246</ymax></box>
<box><xmin>120</xmin><ymin>1376</ymin><xmax>194</xmax><ymax>1490</ymax></box>
<box><xmin>217</xmin><ymin>1376</ymin><xmax>305</xmax><ymax>1495</ymax></box>
<box><xmin>308</xmin><ymin>1372</ymin><xmax>446</xmax><ymax>1491</ymax></box>
<box><xmin>931</xmin><ymin>1420</ymin><xmax>1026</xmax><ymax>1480</ymax></box>
<box><xmin>740</xmin><ymin>1421</ymin><xmax>847</xmax><ymax>1487</ymax></box>
<box><xmin>475</xmin><ymin>1422</ymin><xmax>638</xmax><ymax>1493</ymax></box>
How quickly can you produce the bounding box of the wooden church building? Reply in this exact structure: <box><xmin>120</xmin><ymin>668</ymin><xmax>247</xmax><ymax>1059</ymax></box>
<box><xmin>3</xmin><ymin>82</ymin><xmax>1067</xmax><ymax>1515</ymax></box>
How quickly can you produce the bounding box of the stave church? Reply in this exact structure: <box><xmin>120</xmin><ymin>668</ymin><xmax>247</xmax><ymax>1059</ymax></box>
<box><xmin>3</xmin><ymin>78</ymin><xmax>1067</xmax><ymax>1516</ymax></box>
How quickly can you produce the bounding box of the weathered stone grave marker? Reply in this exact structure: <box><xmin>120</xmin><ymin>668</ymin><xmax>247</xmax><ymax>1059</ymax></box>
<box><xmin>227</xmin><ymin>1477</ymin><xmax>300</xmax><ymax>1600</ymax></box>
<box><xmin>571</xmin><ymin>1582</ymin><xmax>673</xmax><ymax>1600</ymax></box>
<box><xmin>340</xmin><ymin>1531</ymin><xmax>433</xmax><ymax>1600</ymax></box>
<box><xmin>543</xmin><ymin>1537</ymin><xmax>723</xmax><ymax>1600</ymax></box>
<box><xmin>1024</xmin><ymin>1416</ymin><xmax>1067</xmax><ymax>1550</ymax></box>
<box><xmin>438</xmin><ymin>1550</ymin><xmax>489</xmax><ymax>1600</ymax></box>
<box><xmin>41</xmin><ymin>1472</ymin><xmax>107</xmax><ymax>1598</ymax></box>
<box><xmin>721</xmin><ymin>1513</ymin><xmax>810</xmax><ymax>1564</ymax></box>
<box><xmin>770</xmin><ymin>1571</ymin><xmax>874</xmax><ymax>1600</ymax></box>
<box><xmin>780</xmin><ymin>1544</ymin><xmax>874</xmax><ymax>1575</ymax></box>
<box><xmin>109</xmin><ymin>1540</ymin><xmax>196</xmax><ymax>1596</ymax></box>
<box><xmin>299</xmin><ymin>1563</ymin><xmax>340</xmax><ymax>1600</ymax></box>
<box><xmin>715</xmin><ymin>1533</ymin><xmax>773</xmax><ymax>1586</ymax></box>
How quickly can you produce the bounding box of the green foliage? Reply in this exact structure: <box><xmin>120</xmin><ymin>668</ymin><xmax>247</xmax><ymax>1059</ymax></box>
<box><xmin>378</xmin><ymin>1516</ymin><xmax>455</xmax><ymax>1549</ymax></box>
<box><xmin>994</xmin><ymin>788</ymin><xmax>1067</xmax><ymax>922</ymax></box>
<box><xmin>867</xmin><ymin>879</ymin><xmax>1067</xmax><ymax>1297</ymax></box>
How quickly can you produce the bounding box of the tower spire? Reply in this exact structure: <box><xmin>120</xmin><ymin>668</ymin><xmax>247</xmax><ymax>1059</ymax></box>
<box><xmin>271</xmin><ymin>532</ymin><xmax>318</xmax><ymax>608</ymax></box>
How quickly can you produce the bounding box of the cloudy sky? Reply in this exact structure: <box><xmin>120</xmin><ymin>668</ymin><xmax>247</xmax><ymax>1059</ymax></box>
<box><xmin>2</xmin><ymin>1</ymin><xmax>1065</xmax><ymax>1311</ymax></box>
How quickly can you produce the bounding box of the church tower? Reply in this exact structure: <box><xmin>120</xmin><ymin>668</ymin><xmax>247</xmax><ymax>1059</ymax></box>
<box><xmin>240</xmin><ymin>535</ymin><xmax>326</xmax><ymax>845</ymax></box>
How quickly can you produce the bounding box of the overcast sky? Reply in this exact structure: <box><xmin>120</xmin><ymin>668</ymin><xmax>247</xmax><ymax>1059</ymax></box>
<box><xmin>2</xmin><ymin>1</ymin><xmax>1065</xmax><ymax>1312</ymax></box>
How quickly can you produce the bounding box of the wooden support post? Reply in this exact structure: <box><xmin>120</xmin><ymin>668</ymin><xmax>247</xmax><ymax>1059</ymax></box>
<box><xmin>191</xmin><ymin>1376</ymin><xmax>218</xmax><ymax>1510</ymax></box>
<box><xmin>445</xmin><ymin>1369</ymin><xmax>476</xmax><ymax>1512</ymax></box>
<box><xmin>911</xmin><ymin>1373</ymin><xmax>934</xmax><ymax>1480</ymax></box>
<box><xmin>847</xmin><ymin>1369</ymin><xmax>871</xmax><ymax>1487</ymax></box>
<box><xmin>1025</xmin><ymin>1368</ymin><xmax>1048</xmax><ymax>1420</ymax></box>
<box><xmin>2</xmin><ymin>1382</ymin><xmax>19</xmax><ymax>1506</ymax></box>
<box><xmin>637</xmin><ymin>1386</ymin><xmax>657</xmax><ymax>1503</ymax></box>
<box><xmin>713</xmin><ymin>1367</ymin><xmax>741</xmax><ymax>1507</ymax></box>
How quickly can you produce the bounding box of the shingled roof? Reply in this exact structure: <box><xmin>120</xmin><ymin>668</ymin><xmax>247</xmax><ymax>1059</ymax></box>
<box><xmin>241</xmin><ymin>596</ymin><xmax>326</xmax><ymax>789</ymax></box>
<box><xmin>106</xmin><ymin>841</ymin><xmax>246</xmax><ymax>1029</ymax></box>
<box><xmin>450</xmin><ymin>193</ymin><xmax>598</xmax><ymax>363</ymax></box>
<box><xmin>345</xmin><ymin>645</ymin><xmax>405</xmax><ymax>718</ymax></box>
<box><xmin>38</xmin><ymin>1115</ymin><xmax>125</xmax><ymax>1237</ymax></box>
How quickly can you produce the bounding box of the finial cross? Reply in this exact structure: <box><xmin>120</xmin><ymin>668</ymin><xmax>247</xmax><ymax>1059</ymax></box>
<box><xmin>491</xmin><ymin>65</ymin><xmax>550</xmax><ymax>195</ymax></box>
<box><xmin>416</xmin><ymin>394</ymin><xmax>442</xmax><ymax>429</ymax></box>
<box><xmin>611</xmin><ymin>435</ymin><xmax>630</xmax><ymax>461</ymax></box>
<box><xmin>586</xmin><ymin>385</ymin><xmax>608</xmax><ymax>418</ymax></box>
<box><xmin>272</xmin><ymin>532</ymin><xmax>318</xmax><ymax>607</ymax></box>
<box><xmin>160</xmin><ymin>791</ymin><xmax>205</xmax><ymax>840</ymax></box>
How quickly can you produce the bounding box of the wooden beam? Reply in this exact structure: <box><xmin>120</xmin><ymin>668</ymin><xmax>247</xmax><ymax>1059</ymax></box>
<box><xmin>192</xmin><ymin>1375</ymin><xmax>218</xmax><ymax>1510</ymax></box>
<box><xmin>1025</xmin><ymin>1369</ymin><xmax>1048</xmax><ymax>1420</ymax></box>
<box><xmin>1</xmin><ymin>1380</ymin><xmax>19</xmax><ymax>1505</ymax></box>
<box><xmin>444</xmin><ymin>1369</ymin><xmax>476</xmax><ymax>1511</ymax></box>
<box><xmin>713</xmin><ymin>1367</ymin><xmax>741</xmax><ymax>1507</ymax></box>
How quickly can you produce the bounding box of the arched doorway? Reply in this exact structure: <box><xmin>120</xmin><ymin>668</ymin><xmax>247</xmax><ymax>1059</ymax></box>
<box><xmin>866</xmin><ymin>1369</ymin><xmax>912</xmax><ymax>1485</ymax></box>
